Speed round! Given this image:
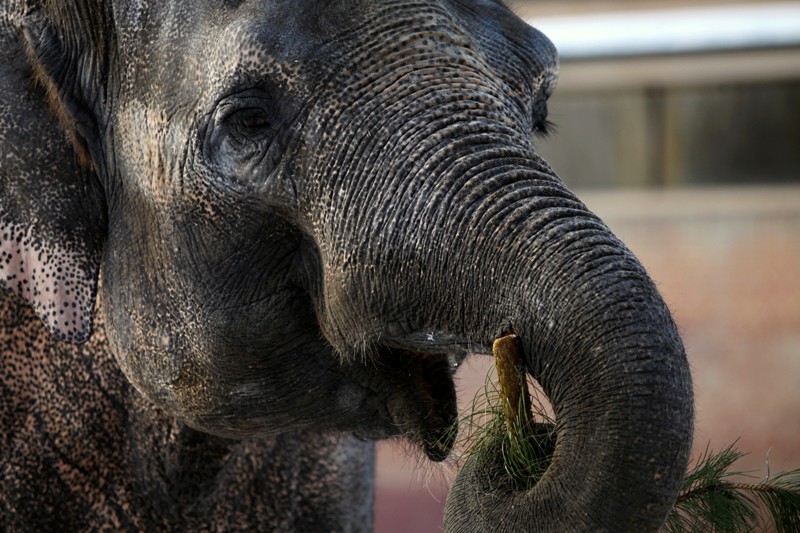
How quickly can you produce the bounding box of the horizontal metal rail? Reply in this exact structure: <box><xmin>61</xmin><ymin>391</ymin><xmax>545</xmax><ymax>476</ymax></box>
<box><xmin>527</xmin><ymin>2</ymin><xmax>800</xmax><ymax>60</ymax></box>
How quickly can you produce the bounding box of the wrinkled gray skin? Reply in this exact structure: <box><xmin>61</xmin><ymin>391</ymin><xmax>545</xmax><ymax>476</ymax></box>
<box><xmin>1</xmin><ymin>0</ymin><xmax>694</xmax><ymax>531</ymax></box>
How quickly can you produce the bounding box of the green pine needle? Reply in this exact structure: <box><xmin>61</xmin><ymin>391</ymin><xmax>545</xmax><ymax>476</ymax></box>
<box><xmin>665</xmin><ymin>443</ymin><xmax>800</xmax><ymax>532</ymax></box>
<box><xmin>456</xmin><ymin>365</ymin><xmax>556</xmax><ymax>490</ymax></box>
<box><xmin>457</xmin><ymin>366</ymin><xmax>800</xmax><ymax>531</ymax></box>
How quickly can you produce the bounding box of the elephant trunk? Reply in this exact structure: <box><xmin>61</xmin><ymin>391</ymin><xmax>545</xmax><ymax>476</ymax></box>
<box><xmin>310</xmin><ymin>147</ymin><xmax>694</xmax><ymax>528</ymax></box>
<box><xmin>301</xmin><ymin>43</ymin><xmax>694</xmax><ymax>524</ymax></box>
<box><xmin>438</xmin><ymin>166</ymin><xmax>694</xmax><ymax>530</ymax></box>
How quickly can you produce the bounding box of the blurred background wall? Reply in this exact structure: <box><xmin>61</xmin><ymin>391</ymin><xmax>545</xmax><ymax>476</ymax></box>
<box><xmin>375</xmin><ymin>1</ymin><xmax>800</xmax><ymax>531</ymax></box>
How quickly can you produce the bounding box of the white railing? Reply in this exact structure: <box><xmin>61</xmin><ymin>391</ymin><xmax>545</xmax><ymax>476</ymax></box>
<box><xmin>527</xmin><ymin>2</ymin><xmax>800</xmax><ymax>60</ymax></box>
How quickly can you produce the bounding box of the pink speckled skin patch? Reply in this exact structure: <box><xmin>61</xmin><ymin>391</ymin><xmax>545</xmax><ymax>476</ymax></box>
<box><xmin>0</xmin><ymin>222</ymin><xmax>94</xmax><ymax>343</ymax></box>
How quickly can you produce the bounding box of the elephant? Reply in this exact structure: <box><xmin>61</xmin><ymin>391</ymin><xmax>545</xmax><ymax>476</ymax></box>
<box><xmin>0</xmin><ymin>0</ymin><xmax>695</xmax><ymax>531</ymax></box>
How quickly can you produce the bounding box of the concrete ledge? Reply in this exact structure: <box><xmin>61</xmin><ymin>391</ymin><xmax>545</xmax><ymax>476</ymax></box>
<box><xmin>522</xmin><ymin>2</ymin><xmax>800</xmax><ymax>89</ymax></box>
<box><xmin>579</xmin><ymin>185</ymin><xmax>800</xmax><ymax>222</ymax></box>
<box><xmin>555</xmin><ymin>48</ymin><xmax>800</xmax><ymax>91</ymax></box>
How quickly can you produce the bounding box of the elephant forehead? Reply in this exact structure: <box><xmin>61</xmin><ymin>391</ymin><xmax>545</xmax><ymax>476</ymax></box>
<box><xmin>114</xmin><ymin>1</ymin><xmax>335</xmax><ymax>96</ymax></box>
<box><xmin>113</xmin><ymin>1</ymin><xmax>493</xmax><ymax>96</ymax></box>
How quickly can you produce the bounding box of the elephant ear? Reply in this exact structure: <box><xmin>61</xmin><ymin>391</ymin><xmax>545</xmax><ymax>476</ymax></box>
<box><xmin>0</xmin><ymin>13</ymin><xmax>106</xmax><ymax>343</ymax></box>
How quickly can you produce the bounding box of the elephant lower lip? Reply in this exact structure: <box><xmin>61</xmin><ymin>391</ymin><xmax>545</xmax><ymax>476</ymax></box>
<box><xmin>378</xmin><ymin>347</ymin><xmax>459</xmax><ymax>462</ymax></box>
<box><xmin>422</xmin><ymin>434</ymin><xmax>453</xmax><ymax>462</ymax></box>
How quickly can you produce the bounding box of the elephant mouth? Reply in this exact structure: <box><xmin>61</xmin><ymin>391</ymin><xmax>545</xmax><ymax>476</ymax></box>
<box><xmin>374</xmin><ymin>346</ymin><xmax>462</xmax><ymax>462</ymax></box>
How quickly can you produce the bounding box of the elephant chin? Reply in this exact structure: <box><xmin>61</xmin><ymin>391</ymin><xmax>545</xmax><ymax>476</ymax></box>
<box><xmin>373</xmin><ymin>346</ymin><xmax>462</xmax><ymax>462</ymax></box>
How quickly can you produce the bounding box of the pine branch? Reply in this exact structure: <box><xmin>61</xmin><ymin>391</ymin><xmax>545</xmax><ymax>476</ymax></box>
<box><xmin>492</xmin><ymin>334</ymin><xmax>555</xmax><ymax>489</ymax></box>
<box><xmin>458</xmin><ymin>335</ymin><xmax>800</xmax><ymax>531</ymax></box>
<box><xmin>456</xmin><ymin>334</ymin><xmax>556</xmax><ymax>490</ymax></box>
<box><xmin>665</xmin><ymin>443</ymin><xmax>800</xmax><ymax>533</ymax></box>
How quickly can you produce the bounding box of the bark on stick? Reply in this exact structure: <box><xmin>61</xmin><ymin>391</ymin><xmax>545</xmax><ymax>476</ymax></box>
<box><xmin>492</xmin><ymin>334</ymin><xmax>533</xmax><ymax>439</ymax></box>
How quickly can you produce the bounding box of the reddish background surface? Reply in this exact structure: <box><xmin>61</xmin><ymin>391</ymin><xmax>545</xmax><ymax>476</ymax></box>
<box><xmin>374</xmin><ymin>186</ymin><xmax>800</xmax><ymax>532</ymax></box>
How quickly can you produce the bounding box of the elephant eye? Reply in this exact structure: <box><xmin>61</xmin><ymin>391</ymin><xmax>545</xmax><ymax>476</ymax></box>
<box><xmin>204</xmin><ymin>90</ymin><xmax>279</xmax><ymax>180</ymax></box>
<box><xmin>224</xmin><ymin>106</ymin><xmax>273</xmax><ymax>140</ymax></box>
<box><xmin>215</xmin><ymin>95</ymin><xmax>275</xmax><ymax>142</ymax></box>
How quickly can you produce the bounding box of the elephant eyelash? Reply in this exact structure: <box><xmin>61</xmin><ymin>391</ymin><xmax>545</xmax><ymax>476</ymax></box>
<box><xmin>533</xmin><ymin>118</ymin><xmax>555</xmax><ymax>139</ymax></box>
<box><xmin>227</xmin><ymin>107</ymin><xmax>274</xmax><ymax>140</ymax></box>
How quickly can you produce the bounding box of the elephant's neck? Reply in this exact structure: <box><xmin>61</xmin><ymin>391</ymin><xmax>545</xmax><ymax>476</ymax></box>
<box><xmin>1</xmin><ymin>288</ymin><xmax>376</xmax><ymax>530</ymax></box>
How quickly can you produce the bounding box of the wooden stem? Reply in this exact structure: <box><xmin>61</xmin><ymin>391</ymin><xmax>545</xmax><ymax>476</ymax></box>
<box><xmin>492</xmin><ymin>334</ymin><xmax>533</xmax><ymax>438</ymax></box>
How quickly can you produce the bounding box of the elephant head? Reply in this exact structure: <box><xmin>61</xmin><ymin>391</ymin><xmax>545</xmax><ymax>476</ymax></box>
<box><xmin>1</xmin><ymin>0</ymin><xmax>693</xmax><ymax>530</ymax></box>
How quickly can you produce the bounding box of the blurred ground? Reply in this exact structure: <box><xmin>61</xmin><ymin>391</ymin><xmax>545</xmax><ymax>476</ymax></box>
<box><xmin>374</xmin><ymin>185</ymin><xmax>800</xmax><ymax>532</ymax></box>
